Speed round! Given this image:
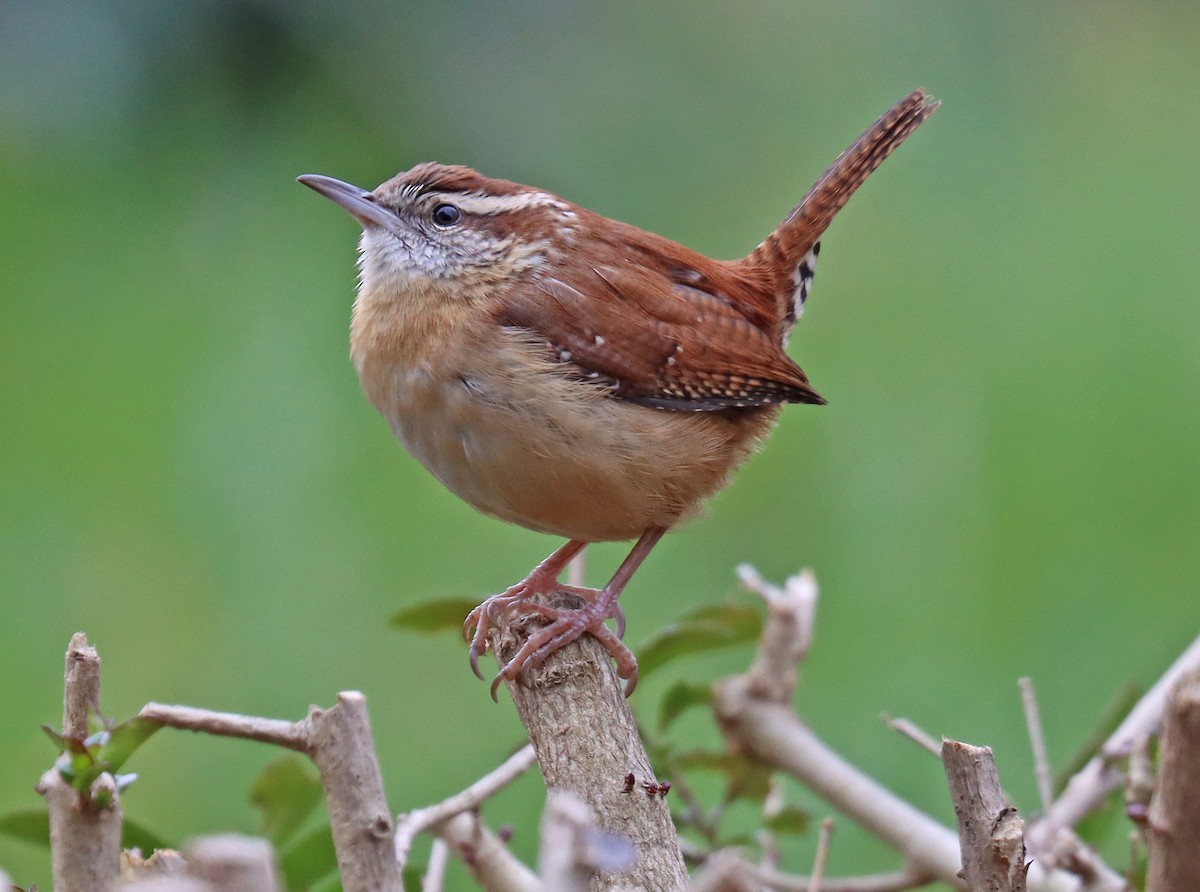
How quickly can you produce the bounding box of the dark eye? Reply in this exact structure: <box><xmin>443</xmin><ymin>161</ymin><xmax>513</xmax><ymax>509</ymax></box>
<box><xmin>431</xmin><ymin>203</ymin><xmax>461</xmax><ymax>227</ymax></box>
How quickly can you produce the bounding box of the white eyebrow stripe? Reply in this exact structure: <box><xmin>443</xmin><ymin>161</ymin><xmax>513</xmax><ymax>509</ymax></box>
<box><xmin>428</xmin><ymin>191</ymin><xmax>568</xmax><ymax>215</ymax></box>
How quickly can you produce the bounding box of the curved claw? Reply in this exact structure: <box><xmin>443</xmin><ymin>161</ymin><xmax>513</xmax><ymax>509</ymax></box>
<box><xmin>469</xmin><ymin>644</ymin><xmax>486</xmax><ymax>681</ymax></box>
<box><xmin>462</xmin><ymin>606</ymin><xmax>481</xmax><ymax>643</ymax></box>
<box><xmin>486</xmin><ymin>601</ymin><xmax>640</xmax><ymax>698</ymax></box>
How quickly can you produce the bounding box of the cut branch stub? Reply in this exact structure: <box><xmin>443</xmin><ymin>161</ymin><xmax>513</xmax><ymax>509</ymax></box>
<box><xmin>940</xmin><ymin>739</ymin><xmax>1027</xmax><ymax>892</ymax></box>
<box><xmin>491</xmin><ymin>593</ymin><xmax>689</xmax><ymax>892</ymax></box>
<box><xmin>1146</xmin><ymin>668</ymin><xmax>1200</xmax><ymax>892</ymax></box>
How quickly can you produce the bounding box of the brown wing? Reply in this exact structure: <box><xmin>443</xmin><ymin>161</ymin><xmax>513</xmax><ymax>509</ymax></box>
<box><xmin>495</xmin><ymin>264</ymin><xmax>824</xmax><ymax>411</ymax></box>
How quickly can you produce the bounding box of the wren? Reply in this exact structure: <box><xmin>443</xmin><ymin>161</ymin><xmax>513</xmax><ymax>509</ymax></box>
<box><xmin>299</xmin><ymin>89</ymin><xmax>938</xmax><ymax>696</ymax></box>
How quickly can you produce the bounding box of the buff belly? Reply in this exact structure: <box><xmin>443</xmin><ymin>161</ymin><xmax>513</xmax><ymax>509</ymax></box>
<box><xmin>372</xmin><ymin>356</ymin><xmax>775</xmax><ymax>543</ymax></box>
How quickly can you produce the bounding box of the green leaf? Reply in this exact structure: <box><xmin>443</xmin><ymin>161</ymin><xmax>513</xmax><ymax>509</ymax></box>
<box><xmin>279</xmin><ymin>822</ymin><xmax>338</xmax><ymax>892</ymax></box>
<box><xmin>717</xmin><ymin>832</ymin><xmax>756</xmax><ymax>847</ymax></box>
<box><xmin>250</xmin><ymin>755</ymin><xmax>323</xmax><ymax>847</ymax></box>
<box><xmin>636</xmin><ymin>603</ymin><xmax>762</xmax><ymax>678</ymax></box>
<box><xmin>764</xmin><ymin>804</ymin><xmax>810</xmax><ymax>836</ymax></box>
<box><xmin>0</xmin><ymin>809</ymin><xmax>50</xmax><ymax>847</ymax></box>
<box><xmin>679</xmin><ymin>602</ymin><xmax>764</xmax><ymax>636</ymax></box>
<box><xmin>95</xmin><ymin>717</ymin><xmax>162</xmax><ymax>775</ymax></box>
<box><xmin>41</xmin><ymin>725</ymin><xmax>65</xmax><ymax>751</ymax></box>
<box><xmin>390</xmin><ymin>598</ymin><xmax>481</xmax><ymax>633</ymax></box>
<box><xmin>657</xmin><ymin>681</ymin><xmax>713</xmax><ymax>731</ymax></box>
<box><xmin>57</xmin><ymin>716</ymin><xmax>162</xmax><ymax>794</ymax></box>
<box><xmin>672</xmin><ymin>749</ymin><xmax>772</xmax><ymax>804</ymax></box>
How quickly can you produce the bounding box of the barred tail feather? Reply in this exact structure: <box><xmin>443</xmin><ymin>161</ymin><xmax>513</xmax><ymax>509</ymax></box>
<box><xmin>745</xmin><ymin>89</ymin><xmax>939</xmax><ymax>339</ymax></box>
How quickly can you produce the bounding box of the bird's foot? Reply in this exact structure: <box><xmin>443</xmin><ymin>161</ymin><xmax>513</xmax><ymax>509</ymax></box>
<box><xmin>462</xmin><ymin>541</ymin><xmax>587</xmax><ymax>679</ymax></box>
<box><xmin>487</xmin><ymin>587</ymin><xmax>637</xmax><ymax>700</ymax></box>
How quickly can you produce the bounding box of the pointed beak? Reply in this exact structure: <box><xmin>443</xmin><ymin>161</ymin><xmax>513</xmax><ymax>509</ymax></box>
<box><xmin>296</xmin><ymin>174</ymin><xmax>395</xmax><ymax>230</ymax></box>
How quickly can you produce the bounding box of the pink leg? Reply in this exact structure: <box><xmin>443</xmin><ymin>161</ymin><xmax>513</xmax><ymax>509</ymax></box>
<box><xmin>489</xmin><ymin>527</ymin><xmax>666</xmax><ymax>699</ymax></box>
<box><xmin>463</xmin><ymin>539</ymin><xmax>586</xmax><ymax>679</ymax></box>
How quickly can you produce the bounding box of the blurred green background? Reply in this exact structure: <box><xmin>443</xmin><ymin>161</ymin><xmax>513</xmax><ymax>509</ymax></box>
<box><xmin>2</xmin><ymin>0</ymin><xmax>1198</xmax><ymax>888</ymax></box>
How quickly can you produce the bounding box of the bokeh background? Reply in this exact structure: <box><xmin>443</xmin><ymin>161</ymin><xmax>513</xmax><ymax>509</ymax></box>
<box><xmin>3</xmin><ymin>1</ymin><xmax>1199</xmax><ymax>888</ymax></box>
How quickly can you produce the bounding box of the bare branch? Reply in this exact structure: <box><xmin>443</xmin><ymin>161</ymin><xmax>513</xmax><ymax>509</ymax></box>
<box><xmin>39</xmin><ymin>769</ymin><xmax>123</xmax><ymax>892</ymax></box>
<box><xmin>715</xmin><ymin>688</ymin><xmax>963</xmax><ymax>886</ymax></box>
<box><xmin>422</xmin><ymin>838</ymin><xmax>450</xmax><ymax>892</ymax></box>
<box><xmin>1018</xmin><ymin>678</ymin><xmax>1054</xmax><ymax>815</ymax></box>
<box><xmin>396</xmin><ymin>744</ymin><xmax>537</xmax><ymax>866</ymax></box>
<box><xmin>1038</xmin><ymin>830</ymin><xmax>1127</xmax><ymax>892</ymax></box>
<box><xmin>185</xmin><ymin>834</ymin><xmax>282</xmax><ymax>892</ymax></box>
<box><xmin>715</xmin><ymin>573</ymin><xmax>963</xmax><ymax>885</ymax></box>
<box><xmin>538</xmin><ymin>793</ymin><xmax>610</xmax><ymax>892</ymax></box>
<box><xmin>808</xmin><ymin>818</ymin><xmax>835</xmax><ymax>892</ymax></box>
<box><xmin>750</xmin><ymin>865</ymin><xmax>937</xmax><ymax>892</ymax></box>
<box><xmin>436</xmin><ymin>810</ymin><xmax>543</xmax><ymax>892</ymax></box>
<box><xmin>717</xmin><ymin>570</ymin><xmax>1119</xmax><ymax>892</ymax></box>
<box><xmin>1123</xmin><ymin>734</ymin><xmax>1154</xmax><ymax>824</ymax></box>
<box><xmin>1031</xmin><ymin>630</ymin><xmax>1200</xmax><ymax>852</ymax></box>
<box><xmin>139</xmin><ymin>703</ymin><xmax>308</xmax><ymax>751</ymax></box>
<box><xmin>142</xmin><ymin>694</ymin><xmax>402</xmax><ymax>892</ymax></box>
<box><xmin>735</xmin><ymin>565</ymin><xmax>818</xmax><ymax>703</ymax></box>
<box><xmin>687</xmin><ymin>851</ymin><xmax>759</xmax><ymax>892</ymax></box>
<box><xmin>493</xmin><ymin>593</ymin><xmax>689</xmax><ymax>891</ymax></box>
<box><xmin>63</xmin><ymin>632</ymin><xmax>100</xmax><ymax>738</ymax></box>
<box><xmin>40</xmin><ymin>634</ymin><xmax>122</xmax><ymax>892</ymax></box>
<box><xmin>303</xmin><ymin>692</ymin><xmax>402</xmax><ymax>892</ymax></box>
<box><xmin>881</xmin><ymin>714</ymin><xmax>942</xmax><ymax>758</ymax></box>
<box><xmin>941</xmin><ymin>739</ymin><xmax>1027</xmax><ymax>892</ymax></box>
<box><xmin>1146</xmin><ymin>668</ymin><xmax>1200</xmax><ymax>891</ymax></box>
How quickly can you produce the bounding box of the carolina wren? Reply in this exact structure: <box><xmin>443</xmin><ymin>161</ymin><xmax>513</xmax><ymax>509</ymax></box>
<box><xmin>299</xmin><ymin>89</ymin><xmax>937</xmax><ymax>697</ymax></box>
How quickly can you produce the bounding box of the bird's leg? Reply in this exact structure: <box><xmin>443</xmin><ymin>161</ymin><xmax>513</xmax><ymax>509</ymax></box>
<box><xmin>464</xmin><ymin>538</ymin><xmax>586</xmax><ymax>678</ymax></box>
<box><xmin>490</xmin><ymin>527</ymin><xmax>666</xmax><ymax>699</ymax></box>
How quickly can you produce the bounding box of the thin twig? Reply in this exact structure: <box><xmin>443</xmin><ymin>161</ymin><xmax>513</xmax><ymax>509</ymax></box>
<box><xmin>750</xmin><ymin>865</ymin><xmax>936</xmax><ymax>892</ymax></box>
<box><xmin>422</xmin><ymin>838</ymin><xmax>450</xmax><ymax>892</ymax></box>
<box><xmin>715</xmin><ymin>573</ymin><xmax>963</xmax><ymax>884</ymax></box>
<box><xmin>395</xmin><ymin>744</ymin><xmax>538</xmax><ymax>866</ymax></box>
<box><xmin>436</xmin><ymin>810</ymin><xmax>543</xmax><ymax>892</ymax></box>
<box><xmin>718</xmin><ymin>568</ymin><xmax>1128</xmax><ymax>892</ymax></box>
<box><xmin>142</xmin><ymin>695</ymin><xmax>402</xmax><ymax>892</ymax></box>
<box><xmin>808</xmin><ymin>818</ymin><xmax>835</xmax><ymax>892</ymax></box>
<box><xmin>1019</xmin><ymin>677</ymin><xmax>1054</xmax><ymax>814</ymax></box>
<box><xmin>688</xmin><ymin>851</ymin><xmax>758</xmax><ymax>892</ymax></box>
<box><xmin>759</xmin><ymin>777</ymin><xmax>785</xmax><ymax>874</ymax></box>
<box><xmin>1029</xmin><ymin>630</ymin><xmax>1200</xmax><ymax>854</ymax></box>
<box><xmin>880</xmin><ymin>714</ymin><xmax>942</xmax><ymax>758</ymax></box>
<box><xmin>735</xmin><ymin>564</ymin><xmax>818</xmax><ymax>703</ymax></box>
<box><xmin>716</xmin><ymin>691</ymin><xmax>964</xmax><ymax>885</ymax></box>
<box><xmin>63</xmin><ymin>632</ymin><xmax>101</xmax><ymax>739</ymax></box>
<box><xmin>140</xmin><ymin>702</ymin><xmax>308</xmax><ymax>751</ymax></box>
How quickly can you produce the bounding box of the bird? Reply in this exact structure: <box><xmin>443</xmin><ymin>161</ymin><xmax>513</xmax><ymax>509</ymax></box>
<box><xmin>298</xmin><ymin>89</ymin><xmax>937</xmax><ymax>697</ymax></box>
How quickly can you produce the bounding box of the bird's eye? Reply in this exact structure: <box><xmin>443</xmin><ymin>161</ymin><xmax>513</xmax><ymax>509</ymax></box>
<box><xmin>431</xmin><ymin>203</ymin><xmax>461</xmax><ymax>227</ymax></box>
